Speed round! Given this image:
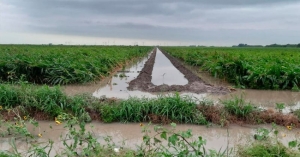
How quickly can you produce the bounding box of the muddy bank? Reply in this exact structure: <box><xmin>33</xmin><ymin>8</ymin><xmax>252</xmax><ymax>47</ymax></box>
<box><xmin>128</xmin><ymin>48</ymin><xmax>229</xmax><ymax>94</ymax></box>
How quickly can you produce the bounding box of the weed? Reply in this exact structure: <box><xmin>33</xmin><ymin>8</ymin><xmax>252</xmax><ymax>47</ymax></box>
<box><xmin>119</xmin><ymin>73</ymin><xmax>127</xmax><ymax>78</ymax></box>
<box><xmin>292</xmin><ymin>109</ymin><xmax>300</xmax><ymax>120</ymax></box>
<box><xmin>276</xmin><ymin>103</ymin><xmax>285</xmax><ymax>113</ymax></box>
<box><xmin>223</xmin><ymin>96</ymin><xmax>254</xmax><ymax>118</ymax></box>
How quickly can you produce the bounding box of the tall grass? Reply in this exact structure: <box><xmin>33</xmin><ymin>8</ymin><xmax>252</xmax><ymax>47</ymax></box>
<box><xmin>0</xmin><ymin>84</ymin><xmax>89</xmax><ymax>120</ymax></box>
<box><xmin>222</xmin><ymin>96</ymin><xmax>254</xmax><ymax>118</ymax></box>
<box><xmin>100</xmin><ymin>94</ymin><xmax>207</xmax><ymax>124</ymax></box>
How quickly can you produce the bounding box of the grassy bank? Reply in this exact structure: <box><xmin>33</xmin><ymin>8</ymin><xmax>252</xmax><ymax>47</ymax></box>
<box><xmin>162</xmin><ymin>47</ymin><xmax>300</xmax><ymax>90</ymax></box>
<box><xmin>0</xmin><ymin>45</ymin><xmax>152</xmax><ymax>85</ymax></box>
<box><xmin>1</xmin><ymin>84</ymin><xmax>300</xmax><ymax>156</ymax></box>
<box><xmin>1</xmin><ymin>84</ymin><xmax>300</xmax><ymax>127</ymax></box>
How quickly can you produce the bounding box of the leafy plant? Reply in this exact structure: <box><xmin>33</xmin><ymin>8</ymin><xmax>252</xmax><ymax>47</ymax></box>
<box><xmin>276</xmin><ymin>103</ymin><xmax>285</xmax><ymax>113</ymax></box>
<box><xmin>0</xmin><ymin>45</ymin><xmax>151</xmax><ymax>85</ymax></box>
<box><xmin>163</xmin><ymin>47</ymin><xmax>300</xmax><ymax>90</ymax></box>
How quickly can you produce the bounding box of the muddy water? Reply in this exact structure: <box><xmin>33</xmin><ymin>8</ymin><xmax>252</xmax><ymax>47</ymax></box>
<box><xmin>63</xmin><ymin>53</ymin><xmax>157</xmax><ymax>99</ymax></box>
<box><xmin>63</xmin><ymin>50</ymin><xmax>206</xmax><ymax>99</ymax></box>
<box><xmin>92</xmin><ymin>54</ymin><xmax>157</xmax><ymax>99</ymax></box>
<box><xmin>182</xmin><ymin>63</ymin><xmax>300</xmax><ymax>111</ymax></box>
<box><xmin>152</xmin><ymin>49</ymin><xmax>188</xmax><ymax>85</ymax></box>
<box><xmin>1</xmin><ymin>122</ymin><xmax>300</xmax><ymax>156</ymax></box>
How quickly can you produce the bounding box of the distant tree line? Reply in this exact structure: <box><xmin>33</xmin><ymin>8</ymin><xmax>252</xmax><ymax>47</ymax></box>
<box><xmin>232</xmin><ymin>43</ymin><xmax>300</xmax><ymax>48</ymax></box>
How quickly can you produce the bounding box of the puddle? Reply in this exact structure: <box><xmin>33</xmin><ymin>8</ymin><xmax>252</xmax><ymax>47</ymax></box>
<box><xmin>183</xmin><ymin>63</ymin><xmax>300</xmax><ymax>110</ymax></box>
<box><xmin>63</xmin><ymin>53</ymin><xmax>157</xmax><ymax>99</ymax></box>
<box><xmin>151</xmin><ymin>49</ymin><xmax>188</xmax><ymax>86</ymax></box>
<box><xmin>92</xmin><ymin>54</ymin><xmax>157</xmax><ymax>99</ymax></box>
<box><xmin>1</xmin><ymin>122</ymin><xmax>299</xmax><ymax>156</ymax></box>
<box><xmin>208</xmin><ymin>89</ymin><xmax>300</xmax><ymax>112</ymax></box>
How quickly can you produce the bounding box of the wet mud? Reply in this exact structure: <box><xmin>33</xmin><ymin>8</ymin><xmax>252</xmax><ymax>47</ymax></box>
<box><xmin>128</xmin><ymin>48</ymin><xmax>229</xmax><ymax>94</ymax></box>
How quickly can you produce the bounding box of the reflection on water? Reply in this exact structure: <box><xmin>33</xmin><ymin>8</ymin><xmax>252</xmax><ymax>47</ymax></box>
<box><xmin>208</xmin><ymin>89</ymin><xmax>300</xmax><ymax>112</ymax></box>
<box><xmin>184</xmin><ymin>64</ymin><xmax>300</xmax><ymax>109</ymax></box>
<box><xmin>1</xmin><ymin>122</ymin><xmax>299</xmax><ymax>156</ymax></box>
<box><xmin>92</xmin><ymin>53</ymin><xmax>157</xmax><ymax>99</ymax></box>
<box><xmin>151</xmin><ymin>48</ymin><xmax>188</xmax><ymax>85</ymax></box>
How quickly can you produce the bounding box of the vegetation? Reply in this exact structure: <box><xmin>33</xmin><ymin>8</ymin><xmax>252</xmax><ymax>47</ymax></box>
<box><xmin>1</xmin><ymin>84</ymin><xmax>300</xmax><ymax>128</ymax></box>
<box><xmin>0</xmin><ymin>45</ymin><xmax>151</xmax><ymax>85</ymax></box>
<box><xmin>223</xmin><ymin>96</ymin><xmax>254</xmax><ymax>118</ymax></box>
<box><xmin>162</xmin><ymin>47</ymin><xmax>300</xmax><ymax>90</ymax></box>
<box><xmin>1</xmin><ymin>111</ymin><xmax>300</xmax><ymax>156</ymax></box>
<box><xmin>1</xmin><ymin>84</ymin><xmax>300</xmax><ymax>156</ymax></box>
<box><xmin>0</xmin><ymin>113</ymin><xmax>226</xmax><ymax>157</ymax></box>
<box><xmin>100</xmin><ymin>94</ymin><xmax>207</xmax><ymax>125</ymax></box>
<box><xmin>237</xmin><ymin>124</ymin><xmax>300</xmax><ymax>157</ymax></box>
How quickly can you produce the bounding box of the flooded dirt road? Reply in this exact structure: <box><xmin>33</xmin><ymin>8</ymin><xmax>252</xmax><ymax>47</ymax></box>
<box><xmin>152</xmin><ymin>49</ymin><xmax>188</xmax><ymax>85</ymax></box>
<box><xmin>1</xmin><ymin>122</ymin><xmax>299</xmax><ymax>156</ymax></box>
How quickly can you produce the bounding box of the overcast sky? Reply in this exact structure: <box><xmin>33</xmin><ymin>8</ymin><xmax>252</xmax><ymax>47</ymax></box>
<box><xmin>1</xmin><ymin>0</ymin><xmax>300</xmax><ymax>46</ymax></box>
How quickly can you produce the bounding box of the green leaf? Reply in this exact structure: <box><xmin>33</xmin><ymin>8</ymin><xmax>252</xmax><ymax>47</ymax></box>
<box><xmin>289</xmin><ymin>140</ymin><xmax>297</xmax><ymax>148</ymax></box>
<box><xmin>160</xmin><ymin>131</ymin><xmax>167</xmax><ymax>140</ymax></box>
<box><xmin>274</xmin><ymin>130</ymin><xmax>278</xmax><ymax>135</ymax></box>
<box><xmin>171</xmin><ymin>122</ymin><xmax>176</xmax><ymax>128</ymax></box>
<box><xmin>168</xmin><ymin>134</ymin><xmax>179</xmax><ymax>146</ymax></box>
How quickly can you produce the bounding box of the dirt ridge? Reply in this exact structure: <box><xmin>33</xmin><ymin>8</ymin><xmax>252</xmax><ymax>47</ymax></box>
<box><xmin>127</xmin><ymin>48</ymin><xmax>229</xmax><ymax>94</ymax></box>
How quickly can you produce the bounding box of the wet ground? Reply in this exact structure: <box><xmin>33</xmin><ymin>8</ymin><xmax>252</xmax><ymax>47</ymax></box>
<box><xmin>1</xmin><ymin>122</ymin><xmax>299</xmax><ymax>156</ymax></box>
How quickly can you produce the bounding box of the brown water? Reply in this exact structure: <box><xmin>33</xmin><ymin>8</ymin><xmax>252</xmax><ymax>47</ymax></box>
<box><xmin>183</xmin><ymin>63</ymin><xmax>300</xmax><ymax>111</ymax></box>
<box><xmin>63</xmin><ymin>53</ymin><xmax>157</xmax><ymax>98</ymax></box>
<box><xmin>152</xmin><ymin>48</ymin><xmax>188</xmax><ymax>85</ymax></box>
<box><xmin>1</xmin><ymin>122</ymin><xmax>300</xmax><ymax>156</ymax></box>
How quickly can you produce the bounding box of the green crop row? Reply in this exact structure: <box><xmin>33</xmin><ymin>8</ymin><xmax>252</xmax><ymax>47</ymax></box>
<box><xmin>0</xmin><ymin>45</ymin><xmax>151</xmax><ymax>85</ymax></box>
<box><xmin>162</xmin><ymin>47</ymin><xmax>300</xmax><ymax>90</ymax></box>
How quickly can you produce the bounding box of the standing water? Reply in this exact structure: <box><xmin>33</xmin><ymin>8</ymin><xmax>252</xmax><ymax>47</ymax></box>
<box><xmin>151</xmin><ymin>48</ymin><xmax>188</xmax><ymax>85</ymax></box>
<box><xmin>92</xmin><ymin>53</ymin><xmax>156</xmax><ymax>99</ymax></box>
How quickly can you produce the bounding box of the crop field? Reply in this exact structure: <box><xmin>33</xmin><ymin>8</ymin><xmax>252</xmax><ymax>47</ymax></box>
<box><xmin>1</xmin><ymin>45</ymin><xmax>300</xmax><ymax>156</ymax></box>
<box><xmin>162</xmin><ymin>47</ymin><xmax>300</xmax><ymax>90</ymax></box>
<box><xmin>0</xmin><ymin>45</ymin><xmax>151</xmax><ymax>85</ymax></box>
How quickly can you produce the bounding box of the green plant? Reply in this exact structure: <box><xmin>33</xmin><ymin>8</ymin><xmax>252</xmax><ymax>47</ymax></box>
<box><xmin>238</xmin><ymin>124</ymin><xmax>300</xmax><ymax>157</ymax></box>
<box><xmin>101</xmin><ymin>104</ymin><xmax>120</xmax><ymax>123</ymax></box>
<box><xmin>222</xmin><ymin>96</ymin><xmax>254</xmax><ymax>118</ymax></box>
<box><xmin>137</xmin><ymin>122</ymin><xmax>228</xmax><ymax>156</ymax></box>
<box><xmin>293</xmin><ymin>109</ymin><xmax>300</xmax><ymax>120</ymax></box>
<box><xmin>253</xmin><ymin>128</ymin><xmax>270</xmax><ymax>141</ymax></box>
<box><xmin>276</xmin><ymin>103</ymin><xmax>285</xmax><ymax>113</ymax></box>
<box><xmin>119</xmin><ymin>73</ymin><xmax>127</xmax><ymax>78</ymax></box>
<box><xmin>0</xmin><ymin>45</ymin><xmax>151</xmax><ymax>85</ymax></box>
<box><xmin>162</xmin><ymin>47</ymin><xmax>300</xmax><ymax>90</ymax></box>
<box><xmin>0</xmin><ymin>84</ymin><xmax>20</xmax><ymax>108</ymax></box>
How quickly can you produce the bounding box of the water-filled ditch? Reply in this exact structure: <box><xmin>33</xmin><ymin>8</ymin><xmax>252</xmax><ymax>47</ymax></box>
<box><xmin>1</xmin><ymin>122</ymin><xmax>299</xmax><ymax>156</ymax></box>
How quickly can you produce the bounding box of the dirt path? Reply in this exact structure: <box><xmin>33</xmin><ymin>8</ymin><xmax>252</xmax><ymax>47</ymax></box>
<box><xmin>127</xmin><ymin>48</ymin><xmax>229</xmax><ymax>94</ymax></box>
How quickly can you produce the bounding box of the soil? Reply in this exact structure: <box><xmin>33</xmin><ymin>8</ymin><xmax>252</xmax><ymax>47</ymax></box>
<box><xmin>127</xmin><ymin>48</ymin><xmax>229</xmax><ymax>94</ymax></box>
